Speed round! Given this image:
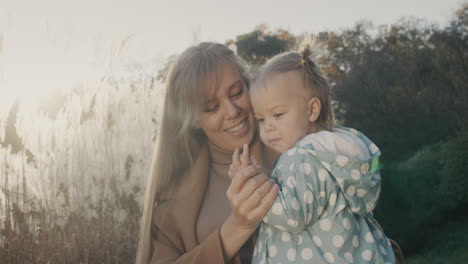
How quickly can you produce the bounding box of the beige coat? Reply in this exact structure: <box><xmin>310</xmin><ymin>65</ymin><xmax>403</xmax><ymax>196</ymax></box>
<box><xmin>150</xmin><ymin>140</ymin><xmax>269</xmax><ymax>264</ymax></box>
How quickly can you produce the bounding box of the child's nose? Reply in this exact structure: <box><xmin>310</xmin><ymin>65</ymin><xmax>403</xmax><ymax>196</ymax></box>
<box><xmin>264</xmin><ymin>119</ymin><xmax>274</xmax><ymax>132</ymax></box>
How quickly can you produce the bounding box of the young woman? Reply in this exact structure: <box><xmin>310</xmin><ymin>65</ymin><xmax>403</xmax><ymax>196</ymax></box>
<box><xmin>136</xmin><ymin>42</ymin><xmax>279</xmax><ymax>264</ymax></box>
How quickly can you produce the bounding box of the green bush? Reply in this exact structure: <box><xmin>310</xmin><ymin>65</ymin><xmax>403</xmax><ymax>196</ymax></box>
<box><xmin>374</xmin><ymin>143</ymin><xmax>444</xmax><ymax>254</ymax></box>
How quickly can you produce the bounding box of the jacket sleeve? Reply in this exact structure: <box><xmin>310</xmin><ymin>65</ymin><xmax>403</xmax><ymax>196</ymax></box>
<box><xmin>263</xmin><ymin>147</ymin><xmax>337</xmax><ymax>233</ymax></box>
<box><xmin>150</xmin><ymin>202</ymin><xmax>227</xmax><ymax>264</ymax></box>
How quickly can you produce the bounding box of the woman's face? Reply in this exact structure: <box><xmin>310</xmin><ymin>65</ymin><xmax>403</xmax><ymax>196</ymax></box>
<box><xmin>198</xmin><ymin>62</ymin><xmax>255</xmax><ymax>152</ymax></box>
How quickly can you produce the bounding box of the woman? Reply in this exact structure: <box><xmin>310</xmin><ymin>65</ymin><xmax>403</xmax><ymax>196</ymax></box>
<box><xmin>136</xmin><ymin>42</ymin><xmax>279</xmax><ymax>264</ymax></box>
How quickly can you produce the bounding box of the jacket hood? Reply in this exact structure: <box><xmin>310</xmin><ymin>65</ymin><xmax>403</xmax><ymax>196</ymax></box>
<box><xmin>297</xmin><ymin>126</ymin><xmax>382</xmax><ymax>217</ymax></box>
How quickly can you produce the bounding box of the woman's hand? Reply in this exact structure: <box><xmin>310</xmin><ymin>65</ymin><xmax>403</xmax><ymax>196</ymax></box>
<box><xmin>220</xmin><ymin>144</ymin><xmax>278</xmax><ymax>260</ymax></box>
<box><xmin>227</xmin><ymin>144</ymin><xmax>278</xmax><ymax>229</ymax></box>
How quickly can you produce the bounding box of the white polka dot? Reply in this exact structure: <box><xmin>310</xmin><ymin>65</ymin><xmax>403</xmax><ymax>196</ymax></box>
<box><xmin>357</xmin><ymin>189</ymin><xmax>367</xmax><ymax>197</ymax></box>
<box><xmin>269</xmin><ymin>245</ymin><xmax>277</xmax><ymax>257</ymax></box>
<box><xmin>317</xmin><ymin>206</ymin><xmax>324</xmax><ymax>216</ymax></box>
<box><xmin>351</xmin><ymin>169</ymin><xmax>361</xmax><ymax>180</ymax></box>
<box><xmin>369</xmin><ymin>143</ymin><xmax>379</xmax><ymax>154</ymax></box>
<box><xmin>343</xmin><ymin>218</ymin><xmax>351</xmax><ymax>230</ymax></box>
<box><xmin>329</xmin><ymin>193</ymin><xmax>337</xmax><ymax>206</ymax></box>
<box><xmin>253</xmin><ymin>245</ymin><xmax>258</xmax><ymax>256</ymax></box>
<box><xmin>301</xmin><ymin>248</ymin><xmax>313</xmax><ymax>260</ymax></box>
<box><xmin>288</xmin><ymin>219</ymin><xmax>298</xmax><ymax>227</ymax></box>
<box><xmin>306</xmin><ymin>213</ymin><xmax>312</xmax><ymax>223</ymax></box>
<box><xmin>319</xmin><ymin>192</ymin><xmax>327</xmax><ymax>198</ymax></box>
<box><xmin>265</xmin><ymin>227</ymin><xmax>272</xmax><ymax>236</ymax></box>
<box><xmin>379</xmin><ymin>245</ymin><xmax>387</xmax><ymax>255</ymax></box>
<box><xmin>336</xmin><ymin>155</ymin><xmax>349</xmax><ymax>167</ymax></box>
<box><xmin>344</xmin><ymin>252</ymin><xmax>353</xmax><ymax>263</ymax></box>
<box><xmin>287</xmin><ymin>249</ymin><xmax>296</xmax><ymax>261</ymax></box>
<box><xmin>282</xmin><ymin>231</ymin><xmax>292</xmax><ymax>242</ymax></box>
<box><xmin>333</xmin><ymin>235</ymin><xmax>345</xmax><ymax>248</ymax></box>
<box><xmin>304</xmin><ymin>191</ymin><xmax>314</xmax><ymax>204</ymax></box>
<box><xmin>336</xmin><ymin>204</ymin><xmax>346</xmax><ymax>212</ymax></box>
<box><xmin>346</xmin><ymin>186</ymin><xmax>356</xmax><ymax>196</ymax></box>
<box><xmin>351</xmin><ymin>206</ymin><xmax>360</xmax><ymax>213</ymax></box>
<box><xmin>286</xmin><ymin>176</ymin><xmax>296</xmax><ymax>188</ymax></box>
<box><xmin>365</xmin><ymin>232</ymin><xmax>375</xmax><ymax>243</ymax></box>
<box><xmin>287</xmin><ymin>148</ymin><xmax>297</xmax><ymax>156</ymax></box>
<box><xmin>298</xmin><ymin>234</ymin><xmax>303</xmax><ymax>245</ymax></box>
<box><xmin>263</xmin><ymin>215</ymin><xmax>269</xmax><ymax>223</ymax></box>
<box><xmin>376</xmin><ymin>230</ymin><xmax>383</xmax><ymax>239</ymax></box>
<box><xmin>320</xmin><ymin>219</ymin><xmax>332</xmax><ymax>231</ymax></box>
<box><xmin>272</xmin><ymin>202</ymin><xmax>283</xmax><ymax>215</ymax></box>
<box><xmin>352</xmin><ymin>235</ymin><xmax>359</xmax><ymax>247</ymax></box>
<box><xmin>318</xmin><ymin>169</ymin><xmax>329</xmax><ymax>181</ymax></box>
<box><xmin>301</xmin><ymin>163</ymin><xmax>312</xmax><ymax>174</ymax></box>
<box><xmin>324</xmin><ymin>252</ymin><xmax>335</xmax><ymax>263</ymax></box>
<box><xmin>289</xmin><ymin>162</ymin><xmax>295</xmax><ymax>171</ymax></box>
<box><xmin>274</xmin><ymin>225</ymin><xmax>286</xmax><ymax>231</ymax></box>
<box><xmin>313</xmin><ymin>235</ymin><xmax>322</xmax><ymax>247</ymax></box>
<box><xmin>366</xmin><ymin>202</ymin><xmax>374</xmax><ymax>212</ymax></box>
<box><xmin>321</xmin><ymin>162</ymin><xmax>331</xmax><ymax>171</ymax></box>
<box><xmin>362</xmin><ymin>250</ymin><xmax>373</xmax><ymax>261</ymax></box>
<box><xmin>361</xmin><ymin>163</ymin><xmax>369</xmax><ymax>174</ymax></box>
<box><xmin>292</xmin><ymin>198</ymin><xmax>300</xmax><ymax>210</ymax></box>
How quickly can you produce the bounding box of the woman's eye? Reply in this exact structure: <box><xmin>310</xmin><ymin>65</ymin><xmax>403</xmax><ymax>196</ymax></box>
<box><xmin>256</xmin><ymin>118</ymin><xmax>264</xmax><ymax>123</ymax></box>
<box><xmin>231</xmin><ymin>89</ymin><xmax>243</xmax><ymax>97</ymax></box>
<box><xmin>205</xmin><ymin>105</ymin><xmax>219</xmax><ymax>112</ymax></box>
<box><xmin>274</xmin><ymin>113</ymin><xmax>284</xmax><ymax>118</ymax></box>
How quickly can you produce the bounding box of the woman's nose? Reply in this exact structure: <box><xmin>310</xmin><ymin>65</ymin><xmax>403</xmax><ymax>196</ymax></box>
<box><xmin>225</xmin><ymin>100</ymin><xmax>240</xmax><ymax>119</ymax></box>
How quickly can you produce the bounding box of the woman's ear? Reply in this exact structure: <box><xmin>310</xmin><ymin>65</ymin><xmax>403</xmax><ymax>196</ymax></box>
<box><xmin>307</xmin><ymin>97</ymin><xmax>321</xmax><ymax>123</ymax></box>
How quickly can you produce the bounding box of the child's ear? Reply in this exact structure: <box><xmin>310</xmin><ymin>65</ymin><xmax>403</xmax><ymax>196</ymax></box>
<box><xmin>307</xmin><ymin>97</ymin><xmax>321</xmax><ymax>123</ymax></box>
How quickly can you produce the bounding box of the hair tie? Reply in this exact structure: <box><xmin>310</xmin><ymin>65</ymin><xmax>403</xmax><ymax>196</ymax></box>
<box><xmin>300</xmin><ymin>58</ymin><xmax>306</xmax><ymax>64</ymax></box>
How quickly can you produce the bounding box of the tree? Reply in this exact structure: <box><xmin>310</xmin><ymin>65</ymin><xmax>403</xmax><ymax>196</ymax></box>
<box><xmin>226</xmin><ymin>25</ymin><xmax>296</xmax><ymax>66</ymax></box>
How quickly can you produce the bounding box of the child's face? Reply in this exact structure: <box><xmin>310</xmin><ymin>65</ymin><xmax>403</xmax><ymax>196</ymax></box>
<box><xmin>251</xmin><ymin>71</ymin><xmax>312</xmax><ymax>154</ymax></box>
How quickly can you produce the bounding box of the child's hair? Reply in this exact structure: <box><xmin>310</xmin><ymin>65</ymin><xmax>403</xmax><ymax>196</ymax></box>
<box><xmin>253</xmin><ymin>40</ymin><xmax>334</xmax><ymax>130</ymax></box>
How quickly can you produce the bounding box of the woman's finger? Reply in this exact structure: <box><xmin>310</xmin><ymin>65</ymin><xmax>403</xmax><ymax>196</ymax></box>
<box><xmin>232</xmin><ymin>147</ymin><xmax>240</xmax><ymax>168</ymax></box>
<box><xmin>235</xmin><ymin>173</ymin><xmax>269</xmax><ymax>205</ymax></box>
<box><xmin>240</xmin><ymin>144</ymin><xmax>250</xmax><ymax>167</ymax></box>
<box><xmin>228</xmin><ymin>165</ymin><xmax>262</xmax><ymax>194</ymax></box>
<box><xmin>248</xmin><ymin>184</ymin><xmax>279</xmax><ymax>221</ymax></box>
<box><xmin>239</xmin><ymin>179</ymin><xmax>275</xmax><ymax>216</ymax></box>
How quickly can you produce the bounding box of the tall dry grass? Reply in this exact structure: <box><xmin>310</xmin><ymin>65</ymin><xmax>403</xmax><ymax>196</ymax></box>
<box><xmin>0</xmin><ymin>59</ymin><xmax>164</xmax><ymax>263</ymax></box>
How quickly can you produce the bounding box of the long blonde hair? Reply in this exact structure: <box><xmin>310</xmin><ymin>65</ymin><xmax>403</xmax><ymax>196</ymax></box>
<box><xmin>136</xmin><ymin>42</ymin><xmax>250</xmax><ymax>264</ymax></box>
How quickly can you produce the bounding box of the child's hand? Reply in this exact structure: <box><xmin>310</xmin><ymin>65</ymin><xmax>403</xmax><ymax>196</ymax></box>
<box><xmin>228</xmin><ymin>144</ymin><xmax>258</xmax><ymax>179</ymax></box>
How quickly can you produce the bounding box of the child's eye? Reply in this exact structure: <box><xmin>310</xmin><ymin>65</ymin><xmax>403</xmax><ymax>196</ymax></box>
<box><xmin>274</xmin><ymin>113</ymin><xmax>284</xmax><ymax>118</ymax></box>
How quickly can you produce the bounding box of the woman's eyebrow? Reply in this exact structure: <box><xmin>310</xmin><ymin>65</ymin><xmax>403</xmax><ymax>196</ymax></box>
<box><xmin>228</xmin><ymin>79</ymin><xmax>243</xmax><ymax>90</ymax></box>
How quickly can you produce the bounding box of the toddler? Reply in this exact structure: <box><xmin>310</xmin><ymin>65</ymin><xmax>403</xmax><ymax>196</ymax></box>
<box><xmin>231</xmin><ymin>44</ymin><xmax>396</xmax><ymax>264</ymax></box>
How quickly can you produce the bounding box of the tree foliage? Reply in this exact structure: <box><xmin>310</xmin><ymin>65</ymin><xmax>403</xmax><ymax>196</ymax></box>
<box><xmin>226</xmin><ymin>25</ymin><xmax>295</xmax><ymax>66</ymax></box>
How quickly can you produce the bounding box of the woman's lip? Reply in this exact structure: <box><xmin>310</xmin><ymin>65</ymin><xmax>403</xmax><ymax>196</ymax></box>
<box><xmin>226</xmin><ymin>118</ymin><xmax>249</xmax><ymax>136</ymax></box>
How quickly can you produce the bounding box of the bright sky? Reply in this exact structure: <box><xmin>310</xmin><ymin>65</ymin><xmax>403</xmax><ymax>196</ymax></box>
<box><xmin>0</xmin><ymin>0</ymin><xmax>464</xmax><ymax>111</ymax></box>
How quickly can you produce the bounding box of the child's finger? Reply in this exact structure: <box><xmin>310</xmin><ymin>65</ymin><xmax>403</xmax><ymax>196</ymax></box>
<box><xmin>241</xmin><ymin>144</ymin><xmax>250</xmax><ymax>166</ymax></box>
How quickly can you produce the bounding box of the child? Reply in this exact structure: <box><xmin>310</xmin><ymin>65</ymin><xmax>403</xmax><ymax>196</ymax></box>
<box><xmin>230</xmin><ymin>43</ymin><xmax>396</xmax><ymax>263</ymax></box>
